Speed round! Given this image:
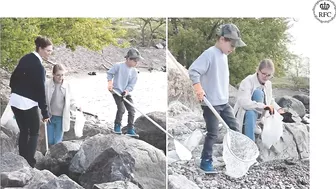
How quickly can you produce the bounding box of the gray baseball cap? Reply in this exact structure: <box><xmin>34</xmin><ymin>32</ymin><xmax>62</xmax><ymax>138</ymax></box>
<box><xmin>216</xmin><ymin>24</ymin><xmax>247</xmax><ymax>47</ymax></box>
<box><xmin>124</xmin><ymin>48</ymin><xmax>144</xmax><ymax>61</ymax></box>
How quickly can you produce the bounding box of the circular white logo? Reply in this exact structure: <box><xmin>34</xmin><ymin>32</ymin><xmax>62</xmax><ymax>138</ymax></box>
<box><xmin>313</xmin><ymin>0</ymin><xmax>336</xmax><ymax>23</ymax></box>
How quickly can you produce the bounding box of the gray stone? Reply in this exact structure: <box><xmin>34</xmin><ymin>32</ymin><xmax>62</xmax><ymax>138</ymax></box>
<box><xmin>34</xmin><ymin>151</ymin><xmax>45</xmax><ymax>170</ymax></box>
<box><xmin>43</xmin><ymin>140</ymin><xmax>82</xmax><ymax>176</ymax></box>
<box><xmin>0</xmin><ymin>168</ymin><xmax>32</xmax><ymax>187</ymax></box>
<box><xmin>0</xmin><ymin>126</ymin><xmax>18</xmax><ymax>155</ymax></box>
<box><xmin>0</xmin><ymin>152</ymin><xmax>30</xmax><ymax>173</ymax></box>
<box><xmin>122</xmin><ymin>111</ymin><xmax>166</xmax><ymax>153</ymax></box>
<box><xmin>93</xmin><ymin>181</ymin><xmax>140</xmax><ymax>189</ymax></box>
<box><xmin>24</xmin><ymin>169</ymin><xmax>57</xmax><ymax>189</ymax></box>
<box><xmin>292</xmin><ymin>94</ymin><xmax>309</xmax><ymax>105</ymax></box>
<box><xmin>276</xmin><ymin>96</ymin><xmax>306</xmax><ymax>118</ymax></box>
<box><xmin>39</xmin><ymin>174</ymin><xmax>83</xmax><ymax>189</ymax></box>
<box><xmin>79</xmin><ymin>148</ymin><xmax>136</xmax><ymax>189</ymax></box>
<box><xmin>69</xmin><ymin>134</ymin><xmax>166</xmax><ymax>189</ymax></box>
<box><xmin>0</xmin><ymin>153</ymin><xmax>58</xmax><ymax>188</ymax></box>
<box><xmin>167</xmin><ymin>55</ymin><xmax>202</xmax><ymax>115</ymax></box>
<box><xmin>168</xmin><ymin>101</ymin><xmax>193</xmax><ymax>117</ymax></box>
<box><xmin>257</xmin><ymin>123</ymin><xmax>309</xmax><ymax>162</ymax></box>
<box><xmin>293</xmin><ymin>94</ymin><xmax>310</xmax><ymax>113</ymax></box>
<box><xmin>169</xmin><ymin>174</ymin><xmax>200</xmax><ymax>189</ymax></box>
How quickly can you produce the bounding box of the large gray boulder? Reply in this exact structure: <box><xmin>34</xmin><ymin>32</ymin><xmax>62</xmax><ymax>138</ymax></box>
<box><xmin>257</xmin><ymin>123</ymin><xmax>309</xmax><ymax>162</ymax></box>
<box><xmin>293</xmin><ymin>94</ymin><xmax>310</xmax><ymax>112</ymax></box>
<box><xmin>122</xmin><ymin>111</ymin><xmax>166</xmax><ymax>153</ymax></box>
<box><xmin>0</xmin><ymin>126</ymin><xmax>18</xmax><ymax>155</ymax></box>
<box><xmin>167</xmin><ymin>101</ymin><xmax>205</xmax><ymax>152</ymax></box>
<box><xmin>34</xmin><ymin>151</ymin><xmax>45</xmax><ymax>170</ymax></box>
<box><xmin>69</xmin><ymin>134</ymin><xmax>166</xmax><ymax>189</ymax></box>
<box><xmin>168</xmin><ymin>174</ymin><xmax>200</xmax><ymax>189</ymax></box>
<box><xmin>42</xmin><ymin>140</ymin><xmax>83</xmax><ymax>176</ymax></box>
<box><xmin>167</xmin><ymin>52</ymin><xmax>202</xmax><ymax>115</ymax></box>
<box><xmin>24</xmin><ymin>169</ymin><xmax>57</xmax><ymax>189</ymax></box>
<box><xmin>0</xmin><ymin>152</ymin><xmax>57</xmax><ymax>188</ymax></box>
<box><xmin>1</xmin><ymin>151</ymin><xmax>85</xmax><ymax>189</ymax></box>
<box><xmin>79</xmin><ymin>148</ymin><xmax>136</xmax><ymax>189</ymax></box>
<box><xmin>168</xmin><ymin>101</ymin><xmax>193</xmax><ymax>117</ymax></box>
<box><xmin>93</xmin><ymin>181</ymin><xmax>140</xmax><ymax>189</ymax></box>
<box><xmin>0</xmin><ymin>167</ymin><xmax>32</xmax><ymax>187</ymax></box>
<box><xmin>276</xmin><ymin>96</ymin><xmax>306</xmax><ymax>118</ymax></box>
<box><xmin>39</xmin><ymin>174</ymin><xmax>84</xmax><ymax>189</ymax></box>
<box><xmin>292</xmin><ymin>94</ymin><xmax>309</xmax><ymax>106</ymax></box>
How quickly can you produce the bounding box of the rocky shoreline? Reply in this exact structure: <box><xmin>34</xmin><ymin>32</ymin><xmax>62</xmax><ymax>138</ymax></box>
<box><xmin>167</xmin><ymin>100</ymin><xmax>310</xmax><ymax>189</ymax></box>
<box><xmin>166</xmin><ymin>54</ymin><xmax>310</xmax><ymax>189</ymax></box>
<box><xmin>1</xmin><ymin>112</ymin><xmax>167</xmax><ymax>189</ymax></box>
<box><xmin>1</xmin><ymin>45</ymin><xmax>167</xmax><ymax>189</ymax></box>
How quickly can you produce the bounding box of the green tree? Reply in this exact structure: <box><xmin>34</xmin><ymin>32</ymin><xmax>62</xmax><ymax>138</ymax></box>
<box><xmin>288</xmin><ymin>54</ymin><xmax>310</xmax><ymax>89</ymax></box>
<box><xmin>168</xmin><ymin>18</ymin><xmax>295</xmax><ymax>85</ymax></box>
<box><xmin>123</xmin><ymin>18</ymin><xmax>166</xmax><ymax>47</ymax></box>
<box><xmin>0</xmin><ymin>18</ymin><xmax>129</xmax><ymax>71</ymax></box>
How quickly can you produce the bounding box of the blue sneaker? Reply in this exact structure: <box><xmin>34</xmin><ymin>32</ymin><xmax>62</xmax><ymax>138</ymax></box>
<box><xmin>126</xmin><ymin>128</ymin><xmax>139</xmax><ymax>138</ymax></box>
<box><xmin>200</xmin><ymin>159</ymin><xmax>218</xmax><ymax>174</ymax></box>
<box><xmin>113</xmin><ymin>123</ymin><xmax>122</xmax><ymax>134</ymax></box>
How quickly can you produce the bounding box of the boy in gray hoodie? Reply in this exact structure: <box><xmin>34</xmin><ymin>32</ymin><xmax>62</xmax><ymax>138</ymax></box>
<box><xmin>107</xmin><ymin>48</ymin><xmax>143</xmax><ymax>137</ymax></box>
<box><xmin>188</xmin><ymin>24</ymin><xmax>246</xmax><ymax>173</ymax></box>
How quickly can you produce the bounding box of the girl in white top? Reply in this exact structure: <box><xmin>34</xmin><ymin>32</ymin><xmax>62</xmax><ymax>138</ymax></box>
<box><xmin>45</xmin><ymin>64</ymin><xmax>80</xmax><ymax>145</ymax></box>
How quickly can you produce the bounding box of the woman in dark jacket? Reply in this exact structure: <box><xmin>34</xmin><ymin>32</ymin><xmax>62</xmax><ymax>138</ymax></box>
<box><xmin>9</xmin><ymin>36</ymin><xmax>52</xmax><ymax>168</ymax></box>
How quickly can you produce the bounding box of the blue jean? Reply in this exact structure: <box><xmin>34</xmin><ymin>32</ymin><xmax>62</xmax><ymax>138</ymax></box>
<box><xmin>244</xmin><ymin>89</ymin><xmax>264</xmax><ymax>141</ymax></box>
<box><xmin>47</xmin><ymin>116</ymin><xmax>63</xmax><ymax>145</ymax></box>
<box><xmin>201</xmin><ymin>103</ymin><xmax>239</xmax><ymax>160</ymax></box>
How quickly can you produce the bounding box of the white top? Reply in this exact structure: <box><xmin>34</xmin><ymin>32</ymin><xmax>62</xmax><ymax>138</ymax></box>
<box><xmin>233</xmin><ymin>73</ymin><xmax>281</xmax><ymax>132</ymax></box>
<box><xmin>9</xmin><ymin>52</ymin><xmax>42</xmax><ymax>110</ymax></box>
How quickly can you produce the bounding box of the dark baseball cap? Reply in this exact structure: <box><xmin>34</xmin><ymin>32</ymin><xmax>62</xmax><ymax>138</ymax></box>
<box><xmin>216</xmin><ymin>24</ymin><xmax>246</xmax><ymax>47</ymax></box>
<box><xmin>124</xmin><ymin>48</ymin><xmax>144</xmax><ymax>61</ymax></box>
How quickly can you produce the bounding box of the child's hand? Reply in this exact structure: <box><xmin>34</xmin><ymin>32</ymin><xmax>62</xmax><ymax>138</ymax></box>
<box><xmin>193</xmin><ymin>83</ymin><xmax>205</xmax><ymax>101</ymax></box>
<box><xmin>108</xmin><ymin>80</ymin><xmax>113</xmax><ymax>91</ymax></box>
<box><xmin>122</xmin><ymin>90</ymin><xmax>128</xmax><ymax>97</ymax></box>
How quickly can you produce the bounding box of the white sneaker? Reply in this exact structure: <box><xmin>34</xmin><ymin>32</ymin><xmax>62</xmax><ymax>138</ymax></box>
<box><xmin>255</xmin><ymin>125</ymin><xmax>262</xmax><ymax>134</ymax></box>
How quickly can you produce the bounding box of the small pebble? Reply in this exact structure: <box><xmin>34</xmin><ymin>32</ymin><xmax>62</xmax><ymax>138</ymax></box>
<box><xmin>211</xmin><ymin>180</ymin><xmax>218</xmax><ymax>186</ymax></box>
<box><xmin>195</xmin><ymin>177</ymin><xmax>203</xmax><ymax>184</ymax></box>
